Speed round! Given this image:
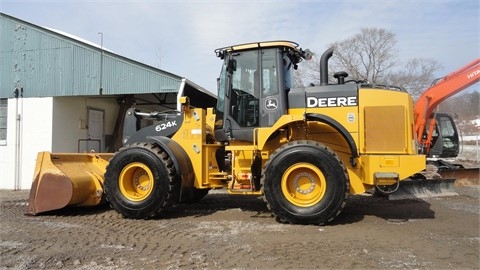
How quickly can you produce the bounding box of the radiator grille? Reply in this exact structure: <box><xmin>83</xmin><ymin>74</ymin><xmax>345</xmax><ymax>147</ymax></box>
<box><xmin>364</xmin><ymin>106</ymin><xmax>406</xmax><ymax>153</ymax></box>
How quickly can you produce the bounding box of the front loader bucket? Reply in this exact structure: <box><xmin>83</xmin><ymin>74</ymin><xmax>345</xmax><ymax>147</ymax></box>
<box><xmin>388</xmin><ymin>178</ymin><xmax>457</xmax><ymax>200</ymax></box>
<box><xmin>26</xmin><ymin>152</ymin><xmax>113</xmax><ymax>215</ymax></box>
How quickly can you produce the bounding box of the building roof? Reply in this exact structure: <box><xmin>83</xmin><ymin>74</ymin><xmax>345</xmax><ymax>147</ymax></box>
<box><xmin>0</xmin><ymin>12</ymin><xmax>215</xmax><ymax>103</ymax></box>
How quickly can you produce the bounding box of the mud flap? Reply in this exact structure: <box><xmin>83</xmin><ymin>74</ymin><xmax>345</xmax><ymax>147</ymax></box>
<box><xmin>387</xmin><ymin>178</ymin><xmax>457</xmax><ymax>200</ymax></box>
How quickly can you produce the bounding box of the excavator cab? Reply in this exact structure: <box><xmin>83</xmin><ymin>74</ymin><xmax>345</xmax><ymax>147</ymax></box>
<box><xmin>427</xmin><ymin>113</ymin><xmax>460</xmax><ymax>158</ymax></box>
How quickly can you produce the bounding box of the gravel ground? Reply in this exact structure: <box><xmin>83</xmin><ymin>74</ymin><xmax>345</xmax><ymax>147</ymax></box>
<box><xmin>0</xmin><ymin>185</ymin><xmax>478</xmax><ymax>270</ymax></box>
<box><xmin>1</xmin><ymin>144</ymin><xmax>478</xmax><ymax>269</ymax></box>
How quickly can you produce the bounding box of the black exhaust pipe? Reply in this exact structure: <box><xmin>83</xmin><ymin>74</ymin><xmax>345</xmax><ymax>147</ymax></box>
<box><xmin>320</xmin><ymin>47</ymin><xmax>334</xmax><ymax>86</ymax></box>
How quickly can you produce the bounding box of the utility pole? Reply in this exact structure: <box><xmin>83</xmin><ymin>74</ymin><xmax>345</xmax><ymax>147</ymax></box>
<box><xmin>98</xmin><ymin>32</ymin><xmax>104</xmax><ymax>95</ymax></box>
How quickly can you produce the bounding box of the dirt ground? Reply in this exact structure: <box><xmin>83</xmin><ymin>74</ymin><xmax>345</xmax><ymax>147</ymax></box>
<box><xmin>0</xmin><ymin>184</ymin><xmax>479</xmax><ymax>270</ymax></box>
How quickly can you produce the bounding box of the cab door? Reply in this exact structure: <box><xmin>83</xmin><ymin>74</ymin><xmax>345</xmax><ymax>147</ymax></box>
<box><xmin>215</xmin><ymin>49</ymin><xmax>260</xmax><ymax>142</ymax></box>
<box><xmin>214</xmin><ymin>48</ymin><xmax>287</xmax><ymax>142</ymax></box>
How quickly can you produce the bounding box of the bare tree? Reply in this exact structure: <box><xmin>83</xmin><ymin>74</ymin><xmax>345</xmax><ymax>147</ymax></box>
<box><xmin>329</xmin><ymin>27</ymin><xmax>397</xmax><ymax>83</ymax></box>
<box><xmin>294</xmin><ymin>55</ymin><xmax>321</xmax><ymax>86</ymax></box>
<box><xmin>295</xmin><ymin>27</ymin><xmax>442</xmax><ymax>100</ymax></box>
<box><xmin>387</xmin><ymin>58</ymin><xmax>443</xmax><ymax>100</ymax></box>
<box><xmin>440</xmin><ymin>90</ymin><xmax>480</xmax><ymax>119</ymax></box>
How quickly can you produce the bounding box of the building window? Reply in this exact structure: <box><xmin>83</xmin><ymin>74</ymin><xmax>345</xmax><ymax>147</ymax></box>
<box><xmin>0</xmin><ymin>99</ymin><xmax>7</xmax><ymax>144</ymax></box>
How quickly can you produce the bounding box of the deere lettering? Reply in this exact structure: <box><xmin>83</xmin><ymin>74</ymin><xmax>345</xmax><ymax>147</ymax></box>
<box><xmin>307</xmin><ymin>96</ymin><xmax>357</xmax><ymax>108</ymax></box>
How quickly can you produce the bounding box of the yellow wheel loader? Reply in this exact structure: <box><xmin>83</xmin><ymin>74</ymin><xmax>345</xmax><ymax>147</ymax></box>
<box><xmin>27</xmin><ymin>41</ymin><xmax>426</xmax><ymax>225</ymax></box>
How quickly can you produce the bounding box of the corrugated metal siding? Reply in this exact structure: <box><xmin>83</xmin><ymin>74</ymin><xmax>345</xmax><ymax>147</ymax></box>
<box><xmin>1</xmin><ymin>17</ymin><xmax>76</xmax><ymax>97</ymax></box>
<box><xmin>0</xmin><ymin>13</ymin><xmax>183</xmax><ymax>98</ymax></box>
<box><xmin>101</xmin><ymin>55</ymin><xmax>182</xmax><ymax>95</ymax></box>
<box><xmin>71</xmin><ymin>45</ymin><xmax>99</xmax><ymax>95</ymax></box>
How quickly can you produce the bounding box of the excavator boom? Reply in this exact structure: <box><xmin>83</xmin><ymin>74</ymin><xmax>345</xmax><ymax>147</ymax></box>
<box><xmin>393</xmin><ymin>58</ymin><xmax>480</xmax><ymax>200</ymax></box>
<box><xmin>414</xmin><ymin>58</ymin><xmax>480</xmax><ymax>153</ymax></box>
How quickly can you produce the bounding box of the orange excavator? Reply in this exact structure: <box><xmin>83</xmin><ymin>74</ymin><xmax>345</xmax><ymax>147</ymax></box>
<box><xmin>389</xmin><ymin>58</ymin><xmax>480</xmax><ymax>199</ymax></box>
<box><xmin>415</xmin><ymin>58</ymin><xmax>480</xmax><ymax>157</ymax></box>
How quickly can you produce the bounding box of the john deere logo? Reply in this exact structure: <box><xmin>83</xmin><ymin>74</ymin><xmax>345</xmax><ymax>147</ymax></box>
<box><xmin>306</xmin><ymin>96</ymin><xmax>357</xmax><ymax>108</ymax></box>
<box><xmin>265</xmin><ymin>98</ymin><xmax>278</xmax><ymax>110</ymax></box>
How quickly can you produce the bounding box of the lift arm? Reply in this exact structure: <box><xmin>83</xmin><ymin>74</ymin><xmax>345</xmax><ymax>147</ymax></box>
<box><xmin>414</xmin><ymin>58</ymin><xmax>480</xmax><ymax>153</ymax></box>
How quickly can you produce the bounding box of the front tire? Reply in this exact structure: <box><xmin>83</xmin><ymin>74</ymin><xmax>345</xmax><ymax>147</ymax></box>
<box><xmin>262</xmin><ymin>140</ymin><xmax>349</xmax><ymax>225</ymax></box>
<box><xmin>104</xmin><ymin>142</ymin><xmax>177</xmax><ymax>219</ymax></box>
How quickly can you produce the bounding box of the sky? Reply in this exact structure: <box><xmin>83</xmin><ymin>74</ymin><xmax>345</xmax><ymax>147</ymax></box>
<box><xmin>1</xmin><ymin>0</ymin><xmax>479</xmax><ymax>93</ymax></box>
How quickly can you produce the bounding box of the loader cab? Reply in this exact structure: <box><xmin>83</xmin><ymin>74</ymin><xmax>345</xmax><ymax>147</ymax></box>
<box><xmin>214</xmin><ymin>41</ymin><xmax>305</xmax><ymax>142</ymax></box>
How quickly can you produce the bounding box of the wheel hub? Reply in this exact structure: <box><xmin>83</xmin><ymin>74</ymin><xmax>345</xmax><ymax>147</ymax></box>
<box><xmin>119</xmin><ymin>162</ymin><xmax>154</xmax><ymax>201</ymax></box>
<box><xmin>281</xmin><ymin>163</ymin><xmax>327</xmax><ymax>207</ymax></box>
<box><xmin>293</xmin><ymin>172</ymin><xmax>316</xmax><ymax>195</ymax></box>
<box><xmin>134</xmin><ymin>170</ymin><xmax>150</xmax><ymax>191</ymax></box>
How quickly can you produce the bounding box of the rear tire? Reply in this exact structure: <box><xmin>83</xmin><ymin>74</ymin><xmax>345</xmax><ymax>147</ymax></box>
<box><xmin>262</xmin><ymin>140</ymin><xmax>349</xmax><ymax>225</ymax></box>
<box><xmin>104</xmin><ymin>142</ymin><xmax>177</xmax><ymax>219</ymax></box>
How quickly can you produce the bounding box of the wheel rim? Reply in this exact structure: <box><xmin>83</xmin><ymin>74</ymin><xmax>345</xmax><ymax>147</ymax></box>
<box><xmin>119</xmin><ymin>162</ymin><xmax>154</xmax><ymax>201</ymax></box>
<box><xmin>281</xmin><ymin>162</ymin><xmax>327</xmax><ymax>207</ymax></box>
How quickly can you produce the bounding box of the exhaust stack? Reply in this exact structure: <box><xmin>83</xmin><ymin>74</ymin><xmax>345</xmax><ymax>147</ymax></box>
<box><xmin>320</xmin><ymin>47</ymin><xmax>334</xmax><ymax>86</ymax></box>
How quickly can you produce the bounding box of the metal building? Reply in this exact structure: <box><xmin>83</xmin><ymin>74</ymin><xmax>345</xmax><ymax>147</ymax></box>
<box><xmin>0</xmin><ymin>13</ymin><xmax>217</xmax><ymax>189</ymax></box>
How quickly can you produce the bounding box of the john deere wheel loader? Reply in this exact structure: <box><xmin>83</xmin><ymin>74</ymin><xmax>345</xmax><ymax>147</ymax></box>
<box><xmin>27</xmin><ymin>41</ymin><xmax>426</xmax><ymax>225</ymax></box>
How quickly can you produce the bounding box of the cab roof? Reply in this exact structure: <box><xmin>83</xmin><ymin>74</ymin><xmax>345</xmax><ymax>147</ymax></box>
<box><xmin>215</xmin><ymin>40</ymin><xmax>299</xmax><ymax>58</ymax></box>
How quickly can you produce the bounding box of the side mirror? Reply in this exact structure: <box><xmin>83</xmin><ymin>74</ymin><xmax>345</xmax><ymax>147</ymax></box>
<box><xmin>227</xmin><ymin>59</ymin><xmax>236</xmax><ymax>73</ymax></box>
